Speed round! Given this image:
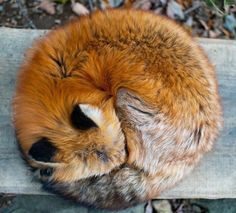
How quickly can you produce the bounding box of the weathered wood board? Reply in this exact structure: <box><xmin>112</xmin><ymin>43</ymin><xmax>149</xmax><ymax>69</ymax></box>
<box><xmin>0</xmin><ymin>28</ymin><xmax>235</xmax><ymax>198</ymax></box>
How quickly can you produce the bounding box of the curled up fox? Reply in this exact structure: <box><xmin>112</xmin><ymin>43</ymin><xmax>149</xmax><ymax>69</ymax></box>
<box><xmin>13</xmin><ymin>9</ymin><xmax>222</xmax><ymax>210</ymax></box>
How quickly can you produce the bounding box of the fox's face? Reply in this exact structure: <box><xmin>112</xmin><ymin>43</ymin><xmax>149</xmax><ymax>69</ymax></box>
<box><xmin>13</xmin><ymin>76</ymin><xmax>126</xmax><ymax>182</ymax></box>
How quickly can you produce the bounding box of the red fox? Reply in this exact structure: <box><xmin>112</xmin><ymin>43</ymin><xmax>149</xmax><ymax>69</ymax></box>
<box><xmin>13</xmin><ymin>9</ymin><xmax>222</xmax><ymax>210</ymax></box>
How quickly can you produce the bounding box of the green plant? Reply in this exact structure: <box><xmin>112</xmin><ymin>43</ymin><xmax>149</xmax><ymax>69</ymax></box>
<box><xmin>55</xmin><ymin>0</ymin><xmax>70</xmax><ymax>4</ymax></box>
<box><xmin>205</xmin><ymin>0</ymin><xmax>235</xmax><ymax>16</ymax></box>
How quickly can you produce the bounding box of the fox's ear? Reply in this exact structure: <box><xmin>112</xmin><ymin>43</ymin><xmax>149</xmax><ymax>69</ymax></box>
<box><xmin>116</xmin><ymin>88</ymin><xmax>156</xmax><ymax>126</ymax></box>
<box><xmin>71</xmin><ymin>105</ymin><xmax>99</xmax><ymax>130</ymax></box>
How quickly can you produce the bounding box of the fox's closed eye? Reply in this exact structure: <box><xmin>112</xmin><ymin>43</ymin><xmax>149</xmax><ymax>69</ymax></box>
<box><xmin>71</xmin><ymin>105</ymin><xmax>98</xmax><ymax>130</ymax></box>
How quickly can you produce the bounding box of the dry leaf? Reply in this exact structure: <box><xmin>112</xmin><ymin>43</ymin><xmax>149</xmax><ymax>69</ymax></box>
<box><xmin>160</xmin><ymin>0</ymin><xmax>167</xmax><ymax>5</ymax></box>
<box><xmin>154</xmin><ymin>7</ymin><xmax>164</xmax><ymax>14</ymax></box>
<box><xmin>39</xmin><ymin>0</ymin><xmax>56</xmax><ymax>15</ymax></box>
<box><xmin>176</xmin><ymin>0</ymin><xmax>192</xmax><ymax>9</ymax></box>
<box><xmin>199</xmin><ymin>19</ymin><xmax>209</xmax><ymax>30</ymax></box>
<box><xmin>101</xmin><ymin>0</ymin><xmax>124</xmax><ymax>9</ymax></box>
<box><xmin>167</xmin><ymin>0</ymin><xmax>185</xmax><ymax>20</ymax></box>
<box><xmin>145</xmin><ymin>201</ymin><xmax>153</xmax><ymax>213</ymax></box>
<box><xmin>209</xmin><ymin>30</ymin><xmax>217</xmax><ymax>38</ymax></box>
<box><xmin>123</xmin><ymin>0</ymin><xmax>135</xmax><ymax>8</ymax></box>
<box><xmin>71</xmin><ymin>1</ymin><xmax>89</xmax><ymax>16</ymax></box>
<box><xmin>220</xmin><ymin>26</ymin><xmax>231</xmax><ymax>37</ymax></box>
<box><xmin>224</xmin><ymin>14</ymin><xmax>236</xmax><ymax>37</ymax></box>
<box><xmin>132</xmin><ymin>0</ymin><xmax>151</xmax><ymax>10</ymax></box>
<box><xmin>108</xmin><ymin>0</ymin><xmax>124</xmax><ymax>7</ymax></box>
<box><xmin>152</xmin><ymin>200</ymin><xmax>172</xmax><ymax>213</ymax></box>
<box><xmin>185</xmin><ymin>16</ymin><xmax>193</xmax><ymax>27</ymax></box>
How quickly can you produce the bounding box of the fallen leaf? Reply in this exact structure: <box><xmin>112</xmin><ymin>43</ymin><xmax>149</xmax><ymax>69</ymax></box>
<box><xmin>209</xmin><ymin>30</ymin><xmax>217</xmax><ymax>38</ymax></box>
<box><xmin>209</xmin><ymin>29</ymin><xmax>221</xmax><ymax>38</ymax></box>
<box><xmin>230</xmin><ymin>5</ymin><xmax>236</xmax><ymax>13</ymax></box>
<box><xmin>199</xmin><ymin>19</ymin><xmax>209</xmax><ymax>30</ymax></box>
<box><xmin>220</xmin><ymin>26</ymin><xmax>231</xmax><ymax>37</ymax></box>
<box><xmin>154</xmin><ymin>7</ymin><xmax>164</xmax><ymax>14</ymax></box>
<box><xmin>224</xmin><ymin>13</ymin><xmax>236</xmax><ymax>37</ymax></box>
<box><xmin>167</xmin><ymin>0</ymin><xmax>185</xmax><ymax>20</ymax></box>
<box><xmin>108</xmin><ymin>0</ymin><xmax>124</xmax><ymax>7</ymax></box>
<box><xmin>145</xmin><ymin>200</ymin><xmax>153</xmax><ymax>213</ymax></box>
<box><xmin>101</xmin><ymin>0</ymin><xmax>124</xmax><ymax>8</ymax></box>
<box><xmin>71</xmin><ymin>1</ymin><xmax>89</xmax><ymax>16</ymax></box>
<box><xmin>132</xmin><ymin>0</ymin><xmax>151</xmax><ymax>10</ymax></box>
<box><xmin>176</xmin><ymin>0</ymin><xmax>192</xmax><ymax>9</ymax></box>
<box><xmin>39</xmin><ymin>0</ymin><xmax>56</xmax><ymax>15</ymax></box>
<box><xmin>185</xmin><ymin>16</ymin><xmax>193</xmax><ymax>27</ymax></box>
<box><xmin>152</xmin><ymin>200</ymin><xmax>172</xmax><ymax>213</ymax></box>
<box><xmin>183</xmin><ymin>1</ymin><xmax>201</xmax><ymax>15</ymax></box>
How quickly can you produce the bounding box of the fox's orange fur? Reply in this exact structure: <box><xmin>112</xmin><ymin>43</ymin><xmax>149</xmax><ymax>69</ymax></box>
<box><xmin>13</xmin><ymin>9</ymin><xmax>222</xmax><ymax>210</ymax></box>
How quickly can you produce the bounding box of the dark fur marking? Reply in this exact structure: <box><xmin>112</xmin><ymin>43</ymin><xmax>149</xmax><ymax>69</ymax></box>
<box><xmin>127</xmin><ymin>105</ymin><xmax>153</xmax><ymax>117</ymax></box>
<box><xmin>194</xmin><ymin>126</ymin><xmax>202</xmax><ymax>145</ymax></box>
<box><xmin>49</xmin><ymin>55</ymin><xmax>63</xmax><ymax>68</ymax></box>
<box><xmin>199</xmin><ymin>104</ymin><xmax>204</xmax><ymax>112</ymax></box>
<box><xmin>40</xmin><ymin>168</ymin><xmax>53</xmax><ymax>177</ymax></box>
<box><xmin>96</xmin><ymin>150</ymin><xmax>109</xmax><ymax>163</ymax></box>
<box><xmin>28</xmin><ymin>138</ymin><xmax>56</xmax><ymax>162</ymax></box>
<box><xmin>71</xmin><ymin>105</ymin><xmax>98</xmax><ymax>130</ymax></box>
<box><xmin>49</xmin><ymin>54</ymin><xmax>71</xmax><ymax>79</ymax></box>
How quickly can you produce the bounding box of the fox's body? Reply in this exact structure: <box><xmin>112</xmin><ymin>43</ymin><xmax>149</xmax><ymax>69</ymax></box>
<box><xmin>13</xmin><ymin>9</ymin><xmax>222</xmax><ymax>210</ymax></box>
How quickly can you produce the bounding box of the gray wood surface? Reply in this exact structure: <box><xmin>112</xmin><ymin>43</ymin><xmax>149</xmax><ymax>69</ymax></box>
<box><xmin>0</xmin><ymin>28</ymin><xmax>235</xmax><ymax>198</ymax></box>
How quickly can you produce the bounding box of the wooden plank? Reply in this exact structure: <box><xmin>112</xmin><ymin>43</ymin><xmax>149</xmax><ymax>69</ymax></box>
<box><xmin>0</xmin><ymin>28</ymin><xmax>235</xmax><ymax>198</ymax></box>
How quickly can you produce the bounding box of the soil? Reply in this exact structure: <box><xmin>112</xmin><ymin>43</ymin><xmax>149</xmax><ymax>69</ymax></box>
<box><xmin>0</xmin><ymin>0</ymin><xmax>236</xmax><ymax>39</ymax></box>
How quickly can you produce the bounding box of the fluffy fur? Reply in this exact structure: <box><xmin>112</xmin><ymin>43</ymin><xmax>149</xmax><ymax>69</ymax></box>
<box><xmin>13</xmin><ymin>9</ymin><xmax>223</xmax><ymax>210</ymax></box>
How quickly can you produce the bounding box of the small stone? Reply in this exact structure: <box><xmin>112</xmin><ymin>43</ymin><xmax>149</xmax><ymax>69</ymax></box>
<box><xmin>15</xmin><ymin>15</ymin><xmax>22</xmax><ymax>20</ymax></box>
<box><xmin>54</xmin><ymin>19</ymin><xmax>61</xmax><ymax>24</ymax></box>
<box><xmin>11</xmin><ymin>19</ymin><xmax>17</xmax><ymax>26</ymax></box>
<box><xmin>209</xmin><ymin>30</ymin><xmax>217</xmax><ymax>38</ymax></box>
<box><xmin>152</xmin><ymin>200</ymin><xmax>173</xmax><ymax>213</ymax></box>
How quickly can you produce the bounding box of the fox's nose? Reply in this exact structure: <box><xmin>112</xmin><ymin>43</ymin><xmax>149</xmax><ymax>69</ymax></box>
<box><xmin>28</xmin><ymin>138</ymin><xmax>56</xmax><ymax>162</ymax></box>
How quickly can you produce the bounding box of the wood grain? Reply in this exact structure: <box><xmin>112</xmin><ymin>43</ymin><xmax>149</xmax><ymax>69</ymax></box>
<box><xmin>0</xmin><ymin>28</ymin><xmax>235</xmax><ymax>198</ymax></box>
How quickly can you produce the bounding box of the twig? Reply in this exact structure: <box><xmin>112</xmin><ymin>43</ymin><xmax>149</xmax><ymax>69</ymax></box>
<box><xmin>184</xmin><ymin>2</ymin><xmax>201</xmax><ymax>15</ymax></box>
<box><xmin>208</xmin><ymin>0</ymin><xmax>225</xmax><ymax>16</ymax></box>
<box><xmin>16</xmin><ymin>0</ymin><xmax>36</xmax><ymax>29</ymax></box>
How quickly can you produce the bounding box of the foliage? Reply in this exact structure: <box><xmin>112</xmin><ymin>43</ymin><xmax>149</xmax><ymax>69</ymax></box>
<box><xmin>55</xmin><ymin>0</ymin><xmax>70</xmax><ymax>4</ymax></box>
<box><xmin>205</xmin><ymin>0</ymin><xmax>235</xmax><ymax>7</ymax></box>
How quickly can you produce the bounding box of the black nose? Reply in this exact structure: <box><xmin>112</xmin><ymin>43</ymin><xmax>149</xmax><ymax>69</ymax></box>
<box><xmin>29</xmin><ymin>138</ymin><xmax>56</xmax><ymax>162</ymax></box>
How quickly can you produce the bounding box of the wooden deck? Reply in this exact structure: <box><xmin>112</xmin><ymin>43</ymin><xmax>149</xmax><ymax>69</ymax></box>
<box><xmin>0</xmin><ymin>28</ymin><xmax>235</xmax><ymax>198</ymax></box>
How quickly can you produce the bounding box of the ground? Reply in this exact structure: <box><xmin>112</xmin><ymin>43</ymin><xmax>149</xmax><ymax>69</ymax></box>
<box><xmin>0</xmin><ymin>0</ymin><xmax>236</xmax><ymax>38</ymax></box>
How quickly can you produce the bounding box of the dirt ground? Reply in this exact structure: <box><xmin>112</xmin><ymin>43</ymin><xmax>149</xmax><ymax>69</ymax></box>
<box><xmin>0</xmin><ymin>0</ymin><xmax>236</xmax><ymax>39</ymax></box>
